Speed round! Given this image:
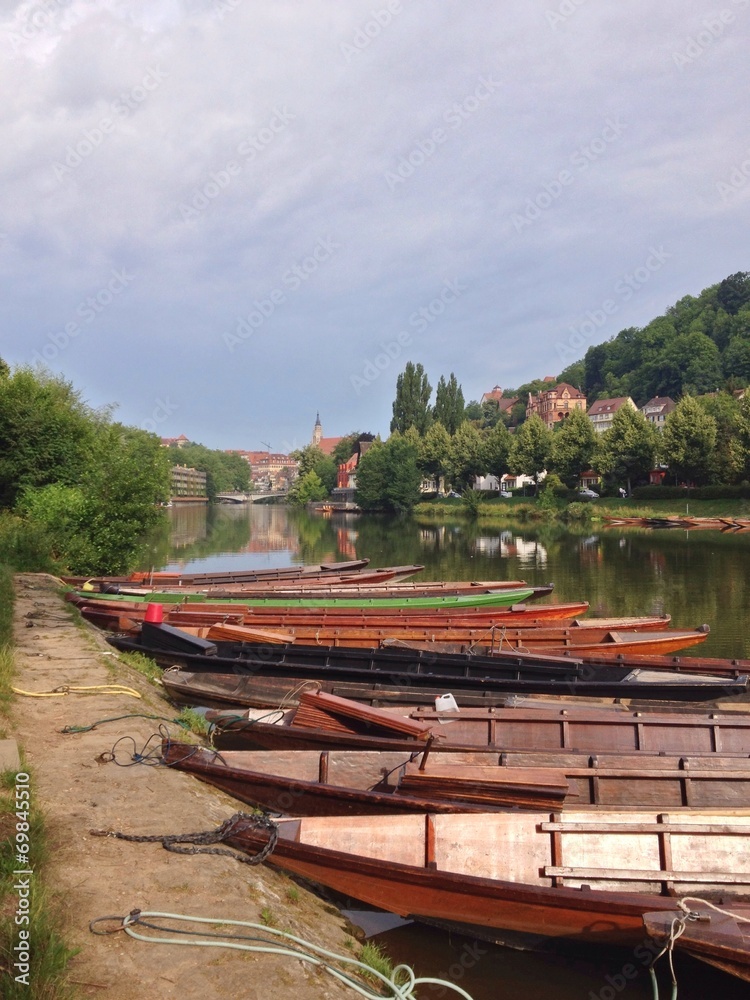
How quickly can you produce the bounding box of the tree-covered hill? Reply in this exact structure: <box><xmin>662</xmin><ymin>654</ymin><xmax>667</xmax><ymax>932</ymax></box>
<box><xmin>557</xmin><ymin>271</ymin><xmax>750</xmax><ymax>405</ymax></box>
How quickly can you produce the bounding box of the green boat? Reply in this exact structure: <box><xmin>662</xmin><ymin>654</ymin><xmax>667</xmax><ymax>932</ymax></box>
<box><xmin>70</xmin><ymin>588</ymin><xmax>537</xmax><ymax>609</ymax></box>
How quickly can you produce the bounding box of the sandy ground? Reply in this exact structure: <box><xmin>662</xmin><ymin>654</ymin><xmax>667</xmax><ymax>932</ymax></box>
<box><xmin>4</xmin><ymin>574</ymin><xmax>361</xmax><ymax>1000</ymax></box>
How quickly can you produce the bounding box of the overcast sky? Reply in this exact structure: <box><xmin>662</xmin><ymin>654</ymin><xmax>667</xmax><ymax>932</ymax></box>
<box><xmin>1</xmin><ymin>1</ymin><xmax>748</xmax><ymax>452</ymax></box>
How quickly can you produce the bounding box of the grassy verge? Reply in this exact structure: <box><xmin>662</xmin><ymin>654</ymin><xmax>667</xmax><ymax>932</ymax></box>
<box><xmin>415</xmin><ymin>496</ymin><xmax>750</xmax><ymax>524</ymax></box>
<box><xmin>0</xmin><ymin>565</ymin><xmax>81</xmax><ymax>999</ymax></box>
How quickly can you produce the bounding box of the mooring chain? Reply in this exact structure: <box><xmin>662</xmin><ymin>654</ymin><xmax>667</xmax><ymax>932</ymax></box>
<box><xmin>90</xmin><ymin>812</ymin><xmax>278</xmax><ymax>865</ymax></box>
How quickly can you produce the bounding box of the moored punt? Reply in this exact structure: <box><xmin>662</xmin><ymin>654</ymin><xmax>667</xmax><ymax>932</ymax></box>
<box><xmin>113</xmin><ymin>618</ymin><xmax>710</xmax><ymax>656</ymax></box>
<box><xmin>152</xmin><ymin>661</ymin><xmax>748</xmax><ymax>710</ymax></box>
<box><xmin>160</xmin><ymin>743</ymin><xmax>573</xmax><ymax>814</ymax></box>
<box><xmin>101</xmin><ymin>581</ymin><xmax>555</xmax><ymax>601</ymax></box>
<box><xmin>67</xmin><ymin>586</ymin><xmax>539</xmax><ymax>609</ymax></box>
<box><xmin>218</xmin><ymin>810</ymin><xmax>750</xmax><ymax>946</ymax></box>
<box><xmin>89</xmin><ymin>565</ymin><xmax>429</xmax><ymax>594</ymax></box>
<box><xmin>161</xmin><ymin>743</ymin><xmax>750</xmax><ymax>814</ymax></box>
<box><xmin>61</xmin><ymin>558</ymin><xmax>372</xmax><ymax>588</ymax></box>
<box><xmin>207</xmin><ymin>689</ymin><xmax>750</xmax><ymax>755</ymax></box>
<box><xmin>381</xmin><ymin>625</ymin><xmax>711</xmax><ymax>657</ymax></box>
<box><xmin>643</xmin><ymin>902</ymin><xmax>750</xmax><ymax>983</ymax></box>
<box><xmin>66</xmin><ymin>590</ymin><xmax>592</xmax><ymax>626</ymax></box>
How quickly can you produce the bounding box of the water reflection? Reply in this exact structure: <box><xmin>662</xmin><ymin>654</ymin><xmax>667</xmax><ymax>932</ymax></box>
<box><xmin>140</xmin><ymin>504</ymin><xmax>750</xmax><ymax>658</ymax></box>
<box><xmin>140</xmin><ymin>504</ymin><xmax>750</xmax><ymax>997</ymax></box>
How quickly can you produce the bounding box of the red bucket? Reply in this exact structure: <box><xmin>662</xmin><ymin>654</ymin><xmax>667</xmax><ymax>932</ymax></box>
<box><xmin>144</xmin><ymin>603</ymin><xmax>164</xmax><ymax>624</ymax></box>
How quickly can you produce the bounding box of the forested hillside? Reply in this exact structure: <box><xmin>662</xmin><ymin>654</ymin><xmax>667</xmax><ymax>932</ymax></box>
<box><xmin>559</xmin><ymin>272</ymin><xmax>750</xmax><ymax>404</ymax></box>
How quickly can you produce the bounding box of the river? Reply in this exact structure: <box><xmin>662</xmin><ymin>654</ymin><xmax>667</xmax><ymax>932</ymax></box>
<box><xmin>137</xmin><ymin>503</ymin><xmax>750</xmax><ymax>999</ymax></box>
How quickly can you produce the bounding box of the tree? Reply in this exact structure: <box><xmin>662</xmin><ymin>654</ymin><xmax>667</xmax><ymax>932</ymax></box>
<box><xmin>290</xmin><ymin>444</ymin><xmax>337</xmax><ymax>494</ymax></box>
<box><xmin>508</xmin><ymin>414</ymin><xmax>552</xmax><ymax>491</ymax></box>
<box><xmin>287</xmin><ymin>469</ymin><xmax>328</xmax><ymax>505</ymax></box>
<box><xmin>661</xmin><ymin>396</ymin><xmax>717</xmax><ymax>486</ymax></box>
<box><xmin>419</xmin><ymin>421</ymin><xmax>452</xmax><ymax>492</ymax></box>
<box><xmin>390</xmin><ymin>362</ymin><xmax>432</xmax><ymax>435</ymax></box>
<box><xmin>0</xmin><ymin>367</ymin><xmax>96</xmax><ymax>508</ymax></box>
<box><xmin>447</xmin><ymin>422</ymin><xmax>486</xmax><ymax>492</ymax></box>
<box><xmin>698</xmin><ymin>392</ymin><xmax>745</xmax><ymax>484</ymax></box>
<box><xmin>355</xmin><ymin>437</ymin><xmax>421</xmax><ymax>512</ymax></box>
<box><xmin>548</xmin><ymin>409</ymin><xmax>598</xmax><ymax>488</ymax></box>
<box><xmin>717</xmin><ymin>272</ymin><xmax>750</xmax><ymax>315</ymax></box>
<box><xmin>18</xmin><ymin>423</ymin><xmax>171</xmax><ymax>573</ymax></box>
<box><xmin>483</xmin><ymin>421</ymin><xmax>512</xmax><ymax>483</ymax></box>
<box><xmin>433</xmin><ymin>373</ymin><xmax>465</xmax><ymax>433</ymax></box>
<box><xmin>594</xmin><ymin>406</ymin><xmax>657</xmax><ymax>494</ymax></box>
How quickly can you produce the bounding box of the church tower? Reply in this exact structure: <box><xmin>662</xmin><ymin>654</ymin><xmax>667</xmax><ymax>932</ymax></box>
<box><xmin>312</xmin><ymin>412</ymin><xmax>322</xmax><ymax>446</ymax></box>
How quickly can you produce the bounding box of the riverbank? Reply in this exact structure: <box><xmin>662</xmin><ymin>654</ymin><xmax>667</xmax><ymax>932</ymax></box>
<box><xmin>1</xmin><ymin>574</ymin><xmax>362</xmax><ymax>1000</ymax></box>
<box><xmin>414</xmin><ymin>496</ymin><xmax>750</xmax><ymax>523</ymax></box>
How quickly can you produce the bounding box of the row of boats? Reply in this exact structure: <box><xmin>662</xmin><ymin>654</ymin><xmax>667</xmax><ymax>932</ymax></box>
<box><xmin>65</xmin><ymin>558</ymin><xmax>750</xmax><ymax>985</ymax></box>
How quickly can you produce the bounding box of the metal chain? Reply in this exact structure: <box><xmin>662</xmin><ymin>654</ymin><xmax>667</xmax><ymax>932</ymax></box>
<box><xmin>90</xmin><ymin>812</ymin><xmax>278</xmax><ymax>865</ymax></box>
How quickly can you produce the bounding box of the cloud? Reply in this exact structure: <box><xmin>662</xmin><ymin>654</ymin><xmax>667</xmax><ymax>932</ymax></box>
<box><xmin>0</xmin><ymin>0</ymin><xmax>747</xmax><ymax>447</ymax></box>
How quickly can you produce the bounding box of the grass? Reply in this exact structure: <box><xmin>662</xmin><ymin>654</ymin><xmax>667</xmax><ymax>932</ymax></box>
<box><xmin>358</xmin><ymin>940</ymin><xmax>394</xmax><ymax>984</ymax></box>
<box><xmin>285</xmin><ymin>884</ymin><xmax>300</xmax><ymax>905</ymax></box>
<box><xmin>115</xmin><ymin>650</ymin><xmax>162</xmax><ymax>685</ymax></box>
<box><xmin>416</xmin><ymin>494</ymin><xmax>750</xmax><ymax>525</ymax></box>
<box><xmin>0</xmin><ymin>565</ymin><xmax>81</xmax><ymax>998</ymax></box>
<box><xmin>0</xmin><ymin>769</ymin><xmax>80</xmax><ymax>999</ymax></box>
<box><xmin>175</xmin><ymin>706</ymin><xmax>211</xmax><ymax>738</ymax></box>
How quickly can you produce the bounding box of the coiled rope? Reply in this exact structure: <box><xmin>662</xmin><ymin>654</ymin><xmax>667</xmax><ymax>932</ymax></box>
<box><xmin>89</xmin><ymin>909</ymin><xmax>477</xmax><ymax>999</ymax></box>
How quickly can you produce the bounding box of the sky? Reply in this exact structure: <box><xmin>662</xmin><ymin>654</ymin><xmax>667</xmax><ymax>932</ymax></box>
<box><xmin>1</xmin><ymin>1</ymin><xmax>748</xmax><ymax>453</ymax></box>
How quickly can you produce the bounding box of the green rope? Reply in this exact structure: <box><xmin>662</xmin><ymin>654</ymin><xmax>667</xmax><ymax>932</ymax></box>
<box><xmin>90</xmin><ymin>909</ymin><xmax>478</xmax><ymax>999</ymax></box>
<box><xmin>60</xmin><ymin>713</ymin><xmax>191</xmax><ymax>734</ymax></box>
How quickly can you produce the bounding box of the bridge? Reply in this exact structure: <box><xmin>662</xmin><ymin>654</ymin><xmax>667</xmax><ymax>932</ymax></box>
<box><xmin>215</xmin><ymin>491</ymin><xmax>288</xmax><ymax>504</ymax></box>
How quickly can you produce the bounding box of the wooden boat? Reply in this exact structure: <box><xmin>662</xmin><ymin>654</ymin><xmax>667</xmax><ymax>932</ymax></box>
<box><xmin>66</xmin><ymin>591</ymin><xmax>593</xmax><ymax>627</ymax></box>
<box><xmin>643</xmin><ymin>902</ymin><xmax>750</xmax><ymax>983</ymax></box>
<box><xmin>381</xmin><ymin>625</ymin><xmax>711</xmax><ymax>657</ymax></box>
<box><xmin>177</xmin><ymin>621</ymin><xmax>709</xmax><ymax>656</ymax></box>
<box><xmin>152</xmin><ymin>659</ymin><xmax>748</xmax><ymax>710</ymax></box>
<box><xmin>108</xmin><ymin>621</ymin><xmax>724</xmax><ymax>682</ymax></box>
<box><xmin>69</xmin><ymin>586</ymin><xmax>540</xmax><ymax>609</ymax></box>
<box><xmin>161</xmin><ymin>743</ymin><xmax>573</xmax><ymax>814</ymax></box>
<box><xmin>206</xmin><ymin>689</ymin><xmax>750</xmax><ymax>755</ymax></box>
<box><xmin>61</xmin><ymin>558</ymin><xmax>373</xmax><ymax>588</ymax></box>
<box><xmin>219</xmin><ymin>810</ymin><xmax>750</xmax><ymax>946</ymax></box>
<box><xmin>81</xmin><ymin>566</ymin><xmax>431</xmax><ymax>594</ymax></box>
<box><xmin>161</xmin><ymin>742</ymin><xmax>750</xmax><ymax>814</ymax></box>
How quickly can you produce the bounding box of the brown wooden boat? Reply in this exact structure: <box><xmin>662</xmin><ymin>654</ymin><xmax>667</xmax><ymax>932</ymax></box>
<box><xmin>219</xmin><ymin>809</ymin><xmax>750</xmax><ymax>946</ymax></box>
<box><xmin>161</xmin><ymin>742</ymin><xmax>750</xmax><ymax>815</ymax></box>
<box><xmin>67</xmin><ymin>592</ymin><xmax>594</xmax><ymax>632</ymax></box>
<box><xmin>206</xmin><ymin>689</ymin><xmax>750</xmax><ymax>755</ymax></box>
<box><xmin>73</xmin><ymin>564</ymin><xmax>427</xmax><ymax>595</ymax></box>
<box><xmin>644</xmin><ymin>902</ymin><xmax>750</xmax><ymax>983</ymax></box>
<box><xmin>379</xmin><ymin>625</ymin><xmax>711</xmax><ymax>657</ymax></box>
<box><xmin>160</xmin><ymin>743</ymin><xmax>573</xmax><ymax>814</ymax></box>
<box><xmin>61</xmin><ymin>558</ymin><xmax>373</xmax><ymax>588</ymax></box>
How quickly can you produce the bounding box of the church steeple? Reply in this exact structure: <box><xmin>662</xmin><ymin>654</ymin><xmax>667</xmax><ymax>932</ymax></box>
<box><xmin>313</xmin><ymin>412</ymin><xmax>322</xmax><ymax>446</ymax></box>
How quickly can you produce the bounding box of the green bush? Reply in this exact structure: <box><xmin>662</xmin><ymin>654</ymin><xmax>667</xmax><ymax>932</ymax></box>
<box><xmin>0</xmin><ymin>512</ymin><xmax>61</xmax><ymax>573</ymax></box>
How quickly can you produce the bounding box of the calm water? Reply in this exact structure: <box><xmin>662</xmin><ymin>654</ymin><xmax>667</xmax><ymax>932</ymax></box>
<box><xmin>142</xmin><ymin>502</ymin><xmax>750</xmax><ymax>659</ymax></box>
<box><xmin>138</xmin><ymin>503</ymin><xmax>750</xmax><ymax>999</ymax></box>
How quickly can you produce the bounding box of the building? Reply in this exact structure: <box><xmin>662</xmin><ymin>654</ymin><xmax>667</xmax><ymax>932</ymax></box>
<box><xmin>526</xmin><ymin>382</ymin><xmax>587</xmax><ymax>430</ymax></box>
<box><xmin>480</xmin><ymin>386</ymin><xmax>519</xmax><ymax>417</ymax></box>
<box><xmin>170</xmin><ymin>464</ymin><xmax>207</xmax><ymax>498</ymax></box>
<box><xmin>312</xmin><ymin>413</ymin><xmax>344</xmax><ymax>456</ymax></box>
<box><xmin>587</xmin><ymin>397</ymin><xmax>637</xmax><ymax>434</ymax></box>
<box><xmin>161</xmin><ymin>434</ymin><xmax>190</xmax><ymax>448</ymax></box>
<box><xmin>227</xmin><ymin>450</ymin><xmax>299</xmax><ymax>491</ymax></box>
<box><xmin>640</xmin><ymin>396</ymin><xmax>676</xmax><ymax>430</ymax></box>
<box><xmin>336</xmin><ymin>436</ymin><xmax>376</xmax><ymax>490</ymax></box>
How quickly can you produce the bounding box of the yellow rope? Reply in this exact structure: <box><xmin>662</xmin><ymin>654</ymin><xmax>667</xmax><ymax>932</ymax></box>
<box><xmin>12</xmin><ymin>684</ymin><xmax>142</xmax><ymax>699</ymax></box>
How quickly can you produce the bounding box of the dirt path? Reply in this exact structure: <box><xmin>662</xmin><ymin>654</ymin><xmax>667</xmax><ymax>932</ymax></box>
<box><xmin>7</xmin><ymin>574</ymin><xmax>358</xmax><ymax>999</ymax></box>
